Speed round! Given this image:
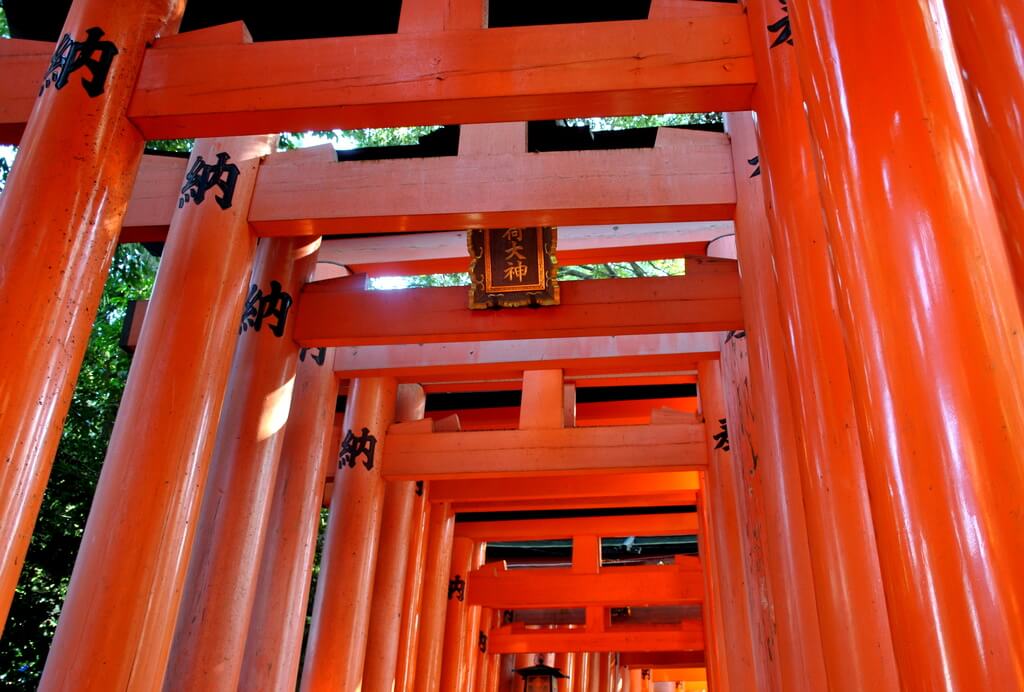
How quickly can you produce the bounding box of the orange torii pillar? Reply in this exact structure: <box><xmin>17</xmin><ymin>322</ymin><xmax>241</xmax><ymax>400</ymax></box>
<box><xmin>462</xmin><ymin>543</ymin><xmax>488</xmax><ymax>690</ymax></box>
<box><xmin>0</xmin><ymin>0</ymin><xmax>180</xmax><ymax>629</ymax></box>
<box><xmin>711</xmin><ymin>170</ymin><xmax>828</xmax><ymax>687</ymax></box>
<box><xmin>555</xmin><ymin>652</ymin><xmax>576</xmax><ymax>692</ymax></box>
<box><xmin>737</xmin><ymin>1</ymin><xmax>895</xmax><ymax>682</ymax></box>
<box><xmin>696</xmin><ymin>359</ymin><xmax>765</xmax><ymax>692</ymax></box>
<box><xmin>439</xmin><ymin>536</ymin><xmax>477</xmax><ymax>689</ymax></box>
<box><xmin>40</xmin><ymin>134</ymin><xmax>274</xmax><ymax>691</ymax></box>
<box><xmin>363</xmin><ymin>385</ymin><xmax>427</xmax><ymax>692</ymax></box>
<box><xmin>790</xmin><ymin>0</ymin><xmax>1024</xmax><ymax>687</ymax></box>
<box><xmin>695</xmin><ymin>487</ymin><xmax>725</xmax><ymax>691</ymax></box>
<box><xmin>165</xmin><ymin>236</ymin><xmax>319</xmax><ymax>688</ymax></box>
<box><xmin>394</xmin><ymin>483</ymin><xmax>432</xmax><ymax>691</ymax></box>
<box><xmin>239</xmin><ymin>337</ymin><xmax>340</xmax><ymax>688</ymax></box>
<box><xmin>476</xmin><ymin>607</ymin><xmax>495</xmax><ymax>688</ymax></box>
<box><xmin>731</xmin><ymin>1</ymin><xmax>900</xmax><ymax>682</ymax></box>
<box><xmin>498</xmin><ymin>653</ymin><xmax>518</xmax><ymax>692</ymax></box>
<box><xmin>944</xmin><ymin>1</ymin><xmax>1024</xmax><ymax>301</ymax></box>
<box><xmin>300</xmin><ymin>377</ymin><xmax>399</xmax><ymax>690</ymax></box>
<box><xmin>595</xmin><ymin>653</ymin><xmax>612</xmax><ymax>692</ymax></box>
<box><xmin>413</xmin><ymin>501</ymin><xmax>457</xmax><ymax>691</ymax></box>
<box><xmin>576</xmin><ymin>652</ymin><xmax>592</xmax><ymax>691</ymax></box>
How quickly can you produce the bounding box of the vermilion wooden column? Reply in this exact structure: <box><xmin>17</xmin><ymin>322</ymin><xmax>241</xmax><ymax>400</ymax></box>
<box><xmin>790</xmin><ymin>0</ymin><xmax>1024</xmax><ymax>687</ymax></box>
<box><xmin>413</xmin><ymin>501</ymin><xmax>457</xmax><ymax>691</ymax></box>
<box><xmin>300</xmin><ymin>376</ymin><xmax>399</xmax><ymax>690</ymax></box>
<box><xmin>165</xmin><ymin>236</ymin><xmax>320</xmax><ymax>689</ymax></box>
<box><xmin>462</xmin><ymin>542</ymin><xmax>488</xmax><ymax>690</ymax></box>
<box><xmin>629</xmin><ymin>668</ymin><xmax>647</xmax><ymax>692</ymax></box>
<box><xmin>696</xmin><ymin>360</ymin><xmax>763</xmax><ymax>691</ymax></box>
<box><xmin>498</xmin><ymin>654</ymin><xmax>517</xmax><ymax>692</ymax></box>
<box><xmin>239</xmin><ymin>339</ymin><xmax>339</xmax><ymax>690</ymax></box>
<box><xmin>440</xmin><ymin>535</ymin><xmax>476</xmax><ymax>690</ymax></box>
<box><xmin>727</xmin><ymin>39</ymin><xmax>897</xmax><ymax>681</ymax></box>
<box><xmin>395</xmin><ymin>486</ymin><xmax>432</xmax><ymax>691</ymax></box>
<box><xmin>363</xmin><ymin>385</ymin><xmax>426</xmax><ymax>692</ymax></box>
<box><xmin>577</xmin><ymin>652</ymin><xmax>592</xmax><ymax>691</ymax></box>
<box><xmin>595</xmin><ymin>653</ymin><xmax>611</xmax><ymax>692</ymax></box>
<box><xmin>0</xmin><ymin>0</ymin><xmax>181</xmax><ymax>630</ymax></box>
<box><xmin>695</xmin><ymin>487</ymin><xmax>726</xmax><ymax>692</ymax></box>
<box><xmin>944</xmin><ymin>1</ymin><xmax>1024</xmax><ymax>301</ymax></box>
<box><xmin>40</xmin><ymin>134</ymin><xmax>274</xmax><ymax>691</ymax></box>
<box><xmin>476</xmin><ymin>607</ymin><xmax>495</xmax><ymax>689</ymax></box>
<box><xmin>555</xmin><ymin>652</ymin><xmax>575</xmax><ymax>692</ymax></box>
<box><xmin>711</xmin><ymin>174</ymin><xmax>828</xmax><ymax>688</ymax></box>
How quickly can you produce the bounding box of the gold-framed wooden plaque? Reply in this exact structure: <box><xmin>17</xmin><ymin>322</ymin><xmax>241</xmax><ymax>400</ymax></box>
<box><xmin>468</xmin><ymin>227</ymin><xmax>559</xmax><ymax>309</ymax></box>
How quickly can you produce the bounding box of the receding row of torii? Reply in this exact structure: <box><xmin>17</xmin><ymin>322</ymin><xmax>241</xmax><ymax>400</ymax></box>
<box><xmin>0</xmin><ymin>0</ymin><xmax>1023</xmax><ymax>690</ymax></box>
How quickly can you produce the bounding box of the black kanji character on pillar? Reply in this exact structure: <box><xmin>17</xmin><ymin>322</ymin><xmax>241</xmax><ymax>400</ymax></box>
<box><xmin>179</xmin><ymin>152</ymin><xmax>241</xmax><ymax>210</ymax></box>
<box><xmin>478</xmin><ymin>631</ymin><xmax>488</xmax><ymax>653</ymax></box>
<box><xmin>768</xmin><ymin>0</ymin><xmax>794</xmax><ymax>48</ymax></box>
<box><xmin>502</xmin><ymin>609</ymin><xmax>514</xmax><ymax>624</ymax></box>
<box><xmin>748</xmin><ymin>155</ymin><xmax>762</xmax><ymax>178</ymax></box>
<box><xmin>240</xmin><ymin>281</ymin><xmax>293</xmax><ymax>337</ymax></box>
<box><xmin>415</xmin><ymin>480</ymin><xmax>424</xmax><ymax>496</ymax></box>
<box><xmin>299</xmin><ymin>347</ymin><xmax>327</xmax><ymax>366</ymax></box>
<box><xmin>448</xmin><ymin>575</ymin><xmax>466</xmax><ymax>601</ymax></box>
<box><xmin>713</xmin><ymin>418</ymin><xmax>730</xmax><ymax>452</ymax></box>
<box><xmin>339</xmin><ymin>427</ymin><xmax>378</xmax><ymax>471</ymax></box>
<box><xmin>41</xmin><ymin>27</ymin><xmax>119</xmax><ymax>98</ymax></box>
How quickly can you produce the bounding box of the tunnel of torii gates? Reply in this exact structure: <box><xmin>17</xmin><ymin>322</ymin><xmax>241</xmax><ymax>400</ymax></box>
<box><xmin>0</xmin><ymin>0</ymin><xmax>1022</xmax><ymax>690</ymax></box>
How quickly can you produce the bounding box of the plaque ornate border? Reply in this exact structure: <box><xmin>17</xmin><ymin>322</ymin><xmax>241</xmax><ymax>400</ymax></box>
<box><xmin>468</xmin><ymin>227</ymin><xmax>559</xmax><ymax>309</ymax></box>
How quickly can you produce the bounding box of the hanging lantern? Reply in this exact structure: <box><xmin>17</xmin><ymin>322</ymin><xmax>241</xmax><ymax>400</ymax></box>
<box><xmin>513</xmin><ymin>660</ymin><xmax>569</xmax><ymax>691</ymax></box>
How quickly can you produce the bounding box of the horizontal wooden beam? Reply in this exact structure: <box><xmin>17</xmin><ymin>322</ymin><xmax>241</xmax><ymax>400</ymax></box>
<box><xmin>454</xmin><ymin>512</ymin><xmax>699</xmax><ymax>541</ymax></box>
<box><xmin>248</xmin><ymin>128</ymin><xmax>734</xmax><ymax>236</ymax></box>
<box><xmin>334</xmin><ymin>333</ymin><xmax>721</xmax><ymax>381</ymax></box>
<box><xmin>295</xmin><ymin>258</ymin><xmax>743</xmax><ymax>347</ymax></box>
<box><xmin>468</xmin><ymin>558</ymin><xmax>703</xmax><ymax>608</ymax></box>
<box><xmin>487</xmin><ymin>622</ymin><xmax>704</xmax><ymax>654</ymax></box>
<box><xmin>431</xmin><ymin>472</ymin><xmax>701</xmax><ymax>504</ymax></box>
<box><xmin>116</xmin><ymin>135</ymin><xmax>735</xmax><ymax>240</ymax></box>
<box><xmin>450</xmin><ymin>494</ymin><xmax>699</xmax><ymax>514</ymax></box>
<box><xmin>618</xmin><ymin>651</ymin><xmax>707</xmax><ymax>668</ymax></box>
<box><xmin>324</xmin><ymin>222</ymin><xmax>732</xmax><ymax>277</ymax></box>
<box><xmin>382</xmin><ymin>423</ymin><xmax>706</xmax><ymax>480</ymax></box>
<box><xmin>1</xmin><ymin>16</ymin><xmax>752</xmax><ymax>142</ymax></box>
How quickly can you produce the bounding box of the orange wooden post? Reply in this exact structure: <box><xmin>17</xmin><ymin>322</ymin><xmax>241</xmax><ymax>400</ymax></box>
<box><xmin>300</xmin><ymin>376</ymin><xmax>399</xmax><ymax>690</ymax></box>
<box><xmin>595</xmin><ymin>653</ymin><xmax>611</xmax><ymax>692</ymax></box>
<box><xmin>944</xmin><ymin>1</ymin><xmax>1024</xmax><ymax>301</ymax></box>
<box><xmin>239</xmin><ymin>343</ymin><xmax>340</xmax><ymax>690</ymax></box>
<box><xmin>363</xmin><ymin>385</ymin><xmax>426</xmax><ymax>692</ymax></box>
<box><xmin>0</xmin><ymin>0</ymin><xmax>181</xmax><ymax>630</ymax></box>
<box><xmin>39</xmin><ymin>134</ymin><xmax>273</xmax><ymax>691</ymax></box>
<box><xmin>789</xmin><ymin>0</ymin><xmax>1024</xmax><ymax>686</ymax></box>
<box><xmin>499</xmin><ymin>654</ymin><xmax>518</xmax><ymax>692</ymax></box>
<box><xmin>413</xmin><ymin>501</ymin><xmax>457</xmax><ymax>691</ymax></box>
<box><xmin>694</xmin><ymin>486</ymin><xmax>725</xmax><ymax>692</ymax></box>
<box><xmin>577</xmin><ymin>652</ymin><xmax>592</xmax><ymax>691</ymax></box>
<box><xmin>165</xmin><ymin>235</ymin><xmax>320</xmax><ymax>688</ymax></box>
<box><xmin>395</xmin><ymin>485</ymin><xmax>432</xmax><ymax>691</ymax></box>
<box><xmin>462</xmin><ymin>542</ymin><xmax>488</xmax><ymax>690</ymax></box>
<box><xmin>440</xmin><ymin>535</ymin><xmax>476</xmax><ymax>690</ymax></box>
<box><xmin>695</xmin><ymin>361</ymin><xmax>763</xmax><ymax>691</ymax></box>
<box><xmin>476</xmin><ymin>607</ymin><xmax>495</xmax><ymax>689</ymax></box>
<box><xmin>629</xmin><ymin>668</ymin><xmax>647</xmax><ymax>692</ymax></box>
<box><xmin>711</xmin><ymin>166</ymin><xmax>828</xmax><ymax>689</ymax></box>
<box><xmin>555</xmin><ymin>652</ymin><xmax>576</xmax><ymax>692</ymax></box>
<box><xmin>730</xmin><ymin>2</ymin><xmax>900</xmax><ymax>676</ymax></box>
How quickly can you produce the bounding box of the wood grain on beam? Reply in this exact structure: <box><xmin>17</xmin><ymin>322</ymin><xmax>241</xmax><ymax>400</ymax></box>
<box><xmin>333</xmin><ymin>333</ymin><xmax>721</xmax><ymax>381</ymax></box>
<box><xmin>248</xmin><ymin>128</ymin><xmax>735</xmax><ymax>235</ymax></box>
<box><xmin>468</xmin><ymin>559</ymin><xmax>703</xmax><ymax>609</ymax></box>
<box><xmin>295</xmin><ymin>258</ymin><xmax>742</xmax><ymax>347</ymax></box>
<box><xmin>124</xmin><ymin>17</ymin><xmax>753</xmax><ymax>139</ymax></box>
<box><xmin>454</xmin><ymin>512</ymin><xmax>699</xmax><ymax>541</ymax></box>
<box><xmin>382</xmin><ymin>423</ymin><xmax>706</xmax><ymax>480</ymax></box>
<box><xmin>487</xmin><ymin>622</ymin><xmax>705</xmax><ymax>654</ymax></box>
<box><xmin>320</xmin><ymin>222</ymin><xmax>733</xmax><ymax>277</ymax></box>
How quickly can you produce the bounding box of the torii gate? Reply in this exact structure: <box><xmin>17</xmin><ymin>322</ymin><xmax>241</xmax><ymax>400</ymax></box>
<box><xmin>0</xmin><ymin>0</ymin><xmax>1022</xmax><ymax>691</ymax></box>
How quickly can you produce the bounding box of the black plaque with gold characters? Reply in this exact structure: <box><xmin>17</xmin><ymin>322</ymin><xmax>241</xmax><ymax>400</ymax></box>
<box><xmin>468</xmin><ymin>227</ymin><xmax>559</xmax><ymax>309</ymax></box>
